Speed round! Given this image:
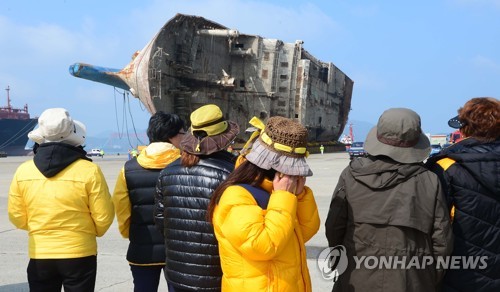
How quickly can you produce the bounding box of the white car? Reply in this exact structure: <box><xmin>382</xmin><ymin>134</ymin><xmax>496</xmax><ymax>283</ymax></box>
<box><xmin>87</xmin><ymin>148</ymin><xmax>103</xmax><ymax>157</ymax></box>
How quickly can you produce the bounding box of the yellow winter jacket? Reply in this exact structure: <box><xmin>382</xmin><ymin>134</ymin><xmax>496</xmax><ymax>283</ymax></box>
<box><xmin>8</xmin><ymin>159</ymin><xmax>114</xmax><ymax>259</ymax></box>
<box><xmin>212</xmin><ymin>180</ymin><xmax>320</xmax><ymax>292</ymax></box>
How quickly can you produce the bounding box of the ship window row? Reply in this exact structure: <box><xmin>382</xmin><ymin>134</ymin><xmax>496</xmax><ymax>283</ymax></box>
<box><xmin>260</xmin><ymin>70</ymin><xmax>290</xmax><ymax>81</ymax></box>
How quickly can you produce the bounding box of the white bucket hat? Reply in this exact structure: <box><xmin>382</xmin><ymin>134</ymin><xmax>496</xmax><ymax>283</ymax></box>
<box><xmin>28</xmin><ymin>108</ymin><xmax>86</xmax><ymax>147</ymax></box>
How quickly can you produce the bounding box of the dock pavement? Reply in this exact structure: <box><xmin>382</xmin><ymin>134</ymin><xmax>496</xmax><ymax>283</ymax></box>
<box><xmin>0</xmin><ymin>152</ymin><xmax>350</xmax><ymax>291</ymax></box>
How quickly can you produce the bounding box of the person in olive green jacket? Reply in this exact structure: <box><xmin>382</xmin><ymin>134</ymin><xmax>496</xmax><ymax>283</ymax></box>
<box><xmin>8</xmin><ymin>108</ymin><xmax>114</xmax><ymax>292</ymax></box>
<box><xmin>325</xmin><ymin>108</ymin><xmax>453</xmax><ymax>292</ymax></box>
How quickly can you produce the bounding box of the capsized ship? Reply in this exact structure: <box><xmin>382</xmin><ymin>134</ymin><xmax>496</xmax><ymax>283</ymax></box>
<box><xmin>69</xmin><ymin>13</ymin><xmax>353</xmax><ymax>142</ymax></box>
<box><xmin>0</xmin><ymin>86</ymin><xmax>38</xmax><ymax>156</ymax></box>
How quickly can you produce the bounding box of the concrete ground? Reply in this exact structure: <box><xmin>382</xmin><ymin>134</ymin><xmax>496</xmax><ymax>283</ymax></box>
<box><xmin>0</xmin><ymin>152</ymin><xmax>349</xmax><ymax>291</ymax></box>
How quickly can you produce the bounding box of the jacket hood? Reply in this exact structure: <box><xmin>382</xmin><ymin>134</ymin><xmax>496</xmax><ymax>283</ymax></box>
<box><xmin>137</xmin><ymin>142</ymin><xmax>180</xmax><ymax>169</ymax></box>
<box><xmin>349</xmin><ymin>156</ymin><xmax>427</xmax><ymax>189</ymax></box>
<box><xmin>34</xmin><ymin>142</ymin><xmax>91</xmax><ymax>178</ymax></box>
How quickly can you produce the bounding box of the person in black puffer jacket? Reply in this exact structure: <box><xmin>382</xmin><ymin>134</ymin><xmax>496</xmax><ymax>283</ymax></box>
<box><xmin>113</xmin><ymin>112</ymin><xmax>186</xmax><ymax>292</ymax></box>
<box><xmin>155</xmin><ymin>104</ymin><xmax>239</xmax><ymax>292</ymax></box>
<box><xmin>426</xmin><ymin>97</ymin><xmax>500</xmax><ymax>292</ymax></box>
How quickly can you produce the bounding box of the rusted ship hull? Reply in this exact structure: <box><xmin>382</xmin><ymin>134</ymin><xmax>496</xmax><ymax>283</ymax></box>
<box><xmin>70</xmin><ymin>13</ymin><xmax>353</xmax><ymax>142</ymax></box>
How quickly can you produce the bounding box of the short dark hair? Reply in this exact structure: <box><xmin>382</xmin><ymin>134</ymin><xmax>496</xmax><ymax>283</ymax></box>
<box><xmin>147</xmin><ymin>111</ymin><xmax>185</xmax><ymax>143</ymax></box>
<box><xmin>458</xmin><ymin>97</ymin><xmax>500</xmax><ymax>142</ymax></box>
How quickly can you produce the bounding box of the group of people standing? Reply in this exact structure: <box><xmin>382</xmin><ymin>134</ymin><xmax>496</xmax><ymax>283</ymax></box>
<box><xmin>7</xmin><ymin>97</ymin><xmax>500</xmax><ymax>292</ymax></box>
<box><xmin>326</xmin><ymin>97</ymin><xmax>499</xmax><ymax>292</ymax></box>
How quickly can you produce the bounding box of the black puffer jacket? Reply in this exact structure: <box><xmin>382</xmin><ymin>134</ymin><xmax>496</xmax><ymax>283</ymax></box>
<box><xmin>427</xmin><ymin>138</ymin><xmax>500</xmax><ymax>292</ymax></box>
<box><xmin>155</xmin><ymin>151</ymin><xmax>235</xmax><ymax>291</ymax></box>
<box><xmin>124</xmin><ymin>158</ymin><xmax>164</xmax><ymax>264</ymax></box>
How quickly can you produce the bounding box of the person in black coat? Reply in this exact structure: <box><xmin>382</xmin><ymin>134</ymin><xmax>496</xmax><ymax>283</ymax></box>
<box><xmin>155</xmin><ymin>104</ymin><xmax>239</xmax><ymax>292</ymax></box>
<box><xmin>427</xmin><ymin>97</ymin><xmax>500</xmax><ymax>292</ymax></box>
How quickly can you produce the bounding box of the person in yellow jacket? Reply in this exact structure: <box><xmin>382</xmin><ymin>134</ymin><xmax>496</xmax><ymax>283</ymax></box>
<box><xmin>207</xmin><ymin>116</ymin><xmax>320</xmax><ymax>292</ymax></box>
<box><xmin>113</xmin><ymin>112</ymin><xmax>185</xmax><ymax>291</ymax></box>
<box><xmin>8</xmin><ymin>108</ymin><xmax>114</xmax><ymax>292</ymax></box>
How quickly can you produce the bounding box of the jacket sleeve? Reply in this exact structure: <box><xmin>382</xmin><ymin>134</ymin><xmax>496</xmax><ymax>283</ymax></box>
<box><xmin>112</xmin><ymin>167</ymin><xmax>131</xmax><ymax>238</ymax></box>
<box><xmin>8</xmin><ymin>170</ymin><xmax>28</xmax><ymax>230</ymax></box>
<box><xmin>154</xmin><ymin>175</ymin><xmax>165</xmax><ymax>235</ymax></box>
<box><xmin>431</xmin><ymin>179</ymin><xmax>454</xmax><ymax>281</ymax></box>
<box><xmin>325</xmin><ymin>170</ymin><xmax>348</xmax><ymax>247</ymax></box>
<box><xmin>217</xmin><ymin>186</ymin><xmax>298</xmax><ymax>261</ymax></box>
<box><xmin>296</xmin><ymin>186</ymin><xmax>320</xmax><ymax>243</ymax></box>
<box><xmin>88</xmin><ymin>166</ymin><xmax>114</xmax><ymax>237</ymax></box>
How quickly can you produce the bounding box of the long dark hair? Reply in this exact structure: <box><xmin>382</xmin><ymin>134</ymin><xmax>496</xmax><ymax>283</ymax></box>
<box><xmin>207</xmin><ymin>160</ymin><xmax>273</xmax><ymax>221</ymax></box>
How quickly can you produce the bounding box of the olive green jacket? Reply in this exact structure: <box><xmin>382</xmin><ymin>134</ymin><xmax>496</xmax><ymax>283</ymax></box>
<box><xmin>326</xmin><ymin>156</ymin><xmax>453</xmax><ymax>292</ymax></box>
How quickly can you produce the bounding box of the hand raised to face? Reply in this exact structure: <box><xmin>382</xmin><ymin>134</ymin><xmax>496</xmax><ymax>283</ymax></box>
<box><xmin>273</xmin><ymin>173</ymin><xmax>306</xmax><ymax>195</ymax></box>
<box><xmin>295</xmin><ymin>176</ymin><xmax>306</xmax><ymax>195</ymax></box>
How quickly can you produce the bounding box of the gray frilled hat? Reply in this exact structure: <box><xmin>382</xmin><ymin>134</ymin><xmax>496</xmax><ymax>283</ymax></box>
<box><xmin>245</xmin><ymin>116</ymin><xmax>313</xmax><ymax>176</ymax></box>
<box><xmin>364</xmin><ymin>108</ymin><xmax>430</xmax><ymax>163</ymax></box>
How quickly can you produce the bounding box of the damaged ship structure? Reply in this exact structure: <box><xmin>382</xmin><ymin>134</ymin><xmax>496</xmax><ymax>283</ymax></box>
<box><xmin>69</xmin><ymin>13</ymin><xmax>353</xmax><ymax>142</ymax></box>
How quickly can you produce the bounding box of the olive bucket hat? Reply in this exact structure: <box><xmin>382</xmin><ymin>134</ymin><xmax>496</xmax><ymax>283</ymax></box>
<box><xmin>364</xmin><ymin>108</ymin><xmax>431</xmax><ymax>163</ymax></box>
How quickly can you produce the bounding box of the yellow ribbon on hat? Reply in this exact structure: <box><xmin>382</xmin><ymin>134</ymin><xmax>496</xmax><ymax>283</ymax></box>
<box><xmin>260</xmin><ymin>132</ymin><xmax>308</xmax><ymax>155</ymax></box>
<box><xmin>195</xmin><ymin>137</ymin><xmax>201</xmax><ymax>152</ymax></box>
<box><xmin>239</xmin><ymin>117</ymin><xmax>265</xmax><ymax>156</ymax></box>
<box><xmin>239</xmin><ymin>116</ymin><xmax>309</xmax><ymax>159</ymax></box>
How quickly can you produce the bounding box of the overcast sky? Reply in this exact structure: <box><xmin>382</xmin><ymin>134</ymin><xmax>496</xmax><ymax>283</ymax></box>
<box><xmin>1</xmin><ymin>0</ymin><xmax>499</xmax><ymax>141</ymax></box>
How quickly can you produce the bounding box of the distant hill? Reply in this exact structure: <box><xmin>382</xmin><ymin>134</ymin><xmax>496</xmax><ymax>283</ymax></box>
<box><xmin>341</xmin><ymin>120</ymin><xmax>375</xmax><ymax>143</ymax></box>
<box><xmin>85</xmin><ymin>129</ymin><xmax>147</xmax><ymax>154</ymax></box>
